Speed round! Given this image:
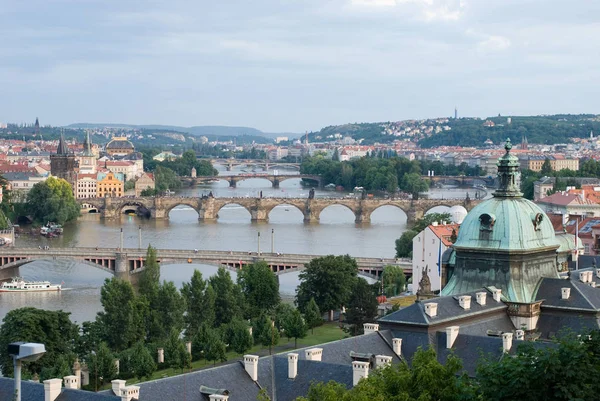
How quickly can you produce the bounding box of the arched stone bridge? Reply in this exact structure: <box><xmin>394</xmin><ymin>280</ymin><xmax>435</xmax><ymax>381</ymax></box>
<box><xmin>425</xmin><ymin>175</ymin><xmax>496</xmax><ymax>187</ymax></box>
<box><xmin>78</xmin><ymin>196</ymin><xmax>481</xmax><ymax>224</ymax></box>
<box><xmin>210</xmin><ymin>159</ymin><xmax>301</xmax><ymax>171</ymax></box>
<box><xmin>0</xmin><ymin>247</ymin><xmax>411</xmax><ymax>283</ymax></box>
<box><xmin>180</xmin><ymin>174</ymin><xmax>323</xmax><ymax>188</ymax></box>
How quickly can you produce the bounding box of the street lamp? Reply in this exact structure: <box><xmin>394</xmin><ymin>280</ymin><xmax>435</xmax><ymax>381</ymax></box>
<box><xmin>9</xmin><ymin>342</ymin><xmax>46</xmax><ymax>401</ymax></box>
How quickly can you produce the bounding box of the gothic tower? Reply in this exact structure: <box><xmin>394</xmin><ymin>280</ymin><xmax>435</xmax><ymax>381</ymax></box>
<box><xmin>50</xmin><ymin>133</ymin><xmax>77</xmax><ymax>182</ymax></box>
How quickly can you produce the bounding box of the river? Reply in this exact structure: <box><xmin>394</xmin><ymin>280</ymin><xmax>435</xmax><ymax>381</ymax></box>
<box><xmin>0</xmin><ymin>166</ymin><xmax>481</xmax><ymax>324</ymax></box>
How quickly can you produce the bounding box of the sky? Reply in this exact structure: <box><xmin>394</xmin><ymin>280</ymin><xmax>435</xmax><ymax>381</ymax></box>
<box><xmin>1</xmin><ymin>0</ymin><xmax>599</xmax><ymax>133</ymax></box>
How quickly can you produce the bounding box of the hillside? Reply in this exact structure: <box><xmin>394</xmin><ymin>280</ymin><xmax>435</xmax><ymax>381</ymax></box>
<box><xmin>307</xmin><ymin>114</ymin><xmax>600</xmax><ymax>147</ymax></box>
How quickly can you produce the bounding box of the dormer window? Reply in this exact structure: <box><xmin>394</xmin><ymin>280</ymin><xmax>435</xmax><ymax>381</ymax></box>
<box><xmin>532</xmin><ymin>213</ymin><xmax>544</xmax><ymax>230</ymax></box>
<box><xmin>479</xmin><ymin>213</ymin><xmax>496</xmax><ymax>231</ymax></box>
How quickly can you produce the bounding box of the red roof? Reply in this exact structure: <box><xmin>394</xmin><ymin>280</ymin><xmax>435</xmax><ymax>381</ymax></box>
<box><xmin>428</xmin><ymin>223</ymin><xmax>460</xmax><ymax>246</ymax></box>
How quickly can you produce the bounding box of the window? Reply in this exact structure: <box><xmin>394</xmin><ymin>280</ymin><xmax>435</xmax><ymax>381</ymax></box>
<box><xmin>585</xmin><ymin>244</ymin><xmax>590</xmax><ymax>254</ymax></box>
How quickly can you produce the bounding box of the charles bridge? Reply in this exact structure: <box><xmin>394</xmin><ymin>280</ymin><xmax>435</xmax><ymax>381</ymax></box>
<box><xmin>210</xmin><ymin>159</ymin><xmax>301</xmax><ymax>171</ymax></box>
<box><xmin>180</xmin><ymin>174</ymin><xmax>323</xmax><ymax>188</ymax></box>
<box><xmin>77</xmin><ymin>196</ymin><xmax>481</xmax><ymax>224</ymax></box>
<box><xmin>0</xmin><ymin>247</ymin><xmax>411</xmax><ymax>283</ymax></box>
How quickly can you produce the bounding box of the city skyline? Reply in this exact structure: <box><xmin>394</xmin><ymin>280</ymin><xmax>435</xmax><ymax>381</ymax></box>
<box><xmin>1</xmin><ymin>0</ymin><xmax>599</xmax><ymax>132</ymax></box>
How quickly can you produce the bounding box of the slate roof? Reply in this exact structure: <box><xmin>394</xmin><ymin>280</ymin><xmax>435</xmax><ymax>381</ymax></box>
<box><xmin>379</xmin><ymin>289</ymin><xmax>507</xmax><ymax>326</ymax></box>
<box><xmin>136</xmin><ymin>331</ymin><xmax>399</xmax><ymax>401</ymax></box>
<box><xmin>436</xmin><ymin>331</ymin><xmax>505</xmax><ymax>376</ymax></box>
<box><xmin>0</xmin><ymin>377</ymin><xmax>119</xmax><ymax>401</ymax></box>
<box><xmin>535</xmin><ymin>277</ymin><xmax>600</xmax><ymax>311</ymax></box>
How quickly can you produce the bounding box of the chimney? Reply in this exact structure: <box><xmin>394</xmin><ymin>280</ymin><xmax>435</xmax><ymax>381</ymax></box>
<box><xmin>63</xmin><ymin>375</ymin><xmax>79</xmax><ymax>390</ymax></box>
<box><xmin>476</xmin><ymin>292</ymin><xmax>487</xmax><ymax>306</ymax></box>
<box><xmin>288</xmin><ymin>353</ymin><xmax>298</xmax><ymax>379</ymax></box>
<box><xmin>515</xmin><ymin>330</ymin><xmax>525</xmax><ymax>340</ymax></box>
<box><xmin>352</xmin><ymin>361</ymin><xmax>369</xmax><ymax>386</ymax></box>
<box><xmin>561</xmin><ymin>288</ymin><xmax>571</xmax><ymax>299</ymax></box>
<box><xmin>458</xmin><ymin>295</ymin><xmax>471</xmax><ymax>310</ymax></box>
<box><xmin>209</xmin><ymin>395</ymin><xmax>229</xmax><ymax>401</ymax></box>
<box><xmin>579</xmin><ymin>272</ymin><xmax>587</xmax><ymax>283</ymax></box>
<box><xmin>502</xmin><ymin>332</ymin><xmax>513</xmax><ymax>353</ymax></box>
<box><xmin>392</xmin><ymin>338</ymin><xmax>402</xmax><ymax>356</ymax></box>
<box><xmin>244</xmin><ymin>355</ymin><xmax>259</xmax><ymax>381</ymax></box>
<box><xmin>186</xmin><ymin>341</ymin><xmax>192</xmax><ymax>355</ymax></box>
<box><xmin>596</xmin><ymin>268</ymin><xmax>600</xmax><ymax>278</ymax></box>
<box><xmin>157</xmin><ymin>348</ymin><xmax>164</xmax><ymax>363</ymax></box>
<box><xmin>424</xmin><ymin>302</ymin><xmax>438</xmax><ymax>317</ymax></box>
<box><xmin>587</xmin><ymin>271</ymin><xmax>594</xmax><ymax>283</ymax></box>
<box><xmin>375</xmin><ymin>355</ymin><xmax>393</xmax><ymax>369</ymax></box>
<box><xmin>305</xmin><ymin>348</ymin><xmax>323</xmax><ymax>362</ymax></box>
<box><xmin>112</xmin><ymin>379</ymin><xmax>126</xmax><ymax>397</ymax></box>
<box><xmin>44</xmin><ymin>378</ymin><xmax>62</xmax><ymax>401</ymax></box>
<box><xmin>120</xmin><ymin>385</ymin><xmax>140</xmax><ymax>401</ymax></box>
<box><xmin>446</xmin><ymin>326</ymin><xmax>459</xmax><ymax>348</ymax></box>
<box><xmin>492</xmin><ymin>289</ymin><xmax>502</xmax><ymax>302</ymax></box>
<box><xmin>591</xmin><ymin>282</ymin><xmax>597</xmax><ymax>288</ymax></box>
<box><xmin>363</xmin><ymin>323</ymin><xmax>379</xmax><ymax>335</ymax></box>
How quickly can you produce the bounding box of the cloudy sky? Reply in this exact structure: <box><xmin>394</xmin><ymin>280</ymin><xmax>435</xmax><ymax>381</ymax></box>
<box><xmin>1</xmin><ymin>0</ymin><xmax>598</xmax><ymax>132</ymax></box>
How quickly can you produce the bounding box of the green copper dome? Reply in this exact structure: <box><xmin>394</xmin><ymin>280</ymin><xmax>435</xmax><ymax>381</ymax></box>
<box><xmin>441</xmin><ymin>139</ymin><xmax>560</xmax><ymax>303</ymax></box>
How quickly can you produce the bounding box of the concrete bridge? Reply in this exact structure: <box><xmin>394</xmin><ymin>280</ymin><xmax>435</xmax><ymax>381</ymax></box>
<box><xmin>210</xmin><ymin>159</ymin><xmax>301</xmax><ymax>171</ymax></box>
<box><xmin>77</xmin><ymin>196</ymin><xmax>481</xmax><ymax>224</ymax></box>
<box><xmin>0</xmin><ymin>247</ymin><xmax>411</xmax><ymax>283</ymax></box>
<box><xmin>180</xmin><ymin>174</ymin><xmax>323</xmax><ymax>188</ymax></box>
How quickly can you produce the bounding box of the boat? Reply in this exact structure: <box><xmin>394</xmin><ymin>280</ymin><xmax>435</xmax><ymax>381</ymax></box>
<box><xmin>0</xmin><ymin>277</ymin><xmax>62</xmax><ymax>292</ymax></box>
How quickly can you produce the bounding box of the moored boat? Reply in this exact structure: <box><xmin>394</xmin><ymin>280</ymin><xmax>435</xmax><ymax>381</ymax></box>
<box><xmin>0</xmin><ymin>277</ymin><xmax>62</xmax><ymax>292</ymax></box>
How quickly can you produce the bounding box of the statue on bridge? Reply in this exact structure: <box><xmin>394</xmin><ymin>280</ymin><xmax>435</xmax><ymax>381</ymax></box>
<box><xmin>308</xmin><ymin>188</ymin><xmax>315</xmax><ymax>199</ymax></box>
<box><xmin>416</xmin><ymin>266</ymin><xmax>435</xmax><ymax>301</ymax></box>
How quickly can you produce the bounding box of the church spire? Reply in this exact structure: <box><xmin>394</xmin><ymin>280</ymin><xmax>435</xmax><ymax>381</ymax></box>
<box><xmin>83</xmin><ymin>132</ymin><xmax>93</xmax><ymax>156</ymax></box>
<box><xmin>57</xmin><ymin>131</ymin><xmax>69</xmax><ymax>155</ymax></box>
<box><xmin>493</xmin><ymin>138</ymin><xmax>522</xmax><ymax>198</ymax></box>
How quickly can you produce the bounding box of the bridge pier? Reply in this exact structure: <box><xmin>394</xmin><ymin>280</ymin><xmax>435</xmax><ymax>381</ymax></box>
<box><xmin>229</xmin><ymin>178</ymin><xmax>237</xmax><ymax>188</ymax></box>
<box><xmin>115</xmin><ymin>252</ymin><xmax>130</xmax><ymax>282</ymax></box>
<box><xmin>355</xmin><ymin>209</ymin><xmax>371</xmax><ymax>224</ymax></box>
<box><xmin>272</xmin><ymin>178</ymin><xmax>279</xmax><ymax>189</ymax></box>
<box><xmin>407</xmin><ymin>209</ymin><xmax>424</xmax><ymax>226</ymax></box>
<box><xmin>0</xmin><ymin>265</ymin><xmax>18</xmax><ymax>281</ymax></box>
<box><xmin>250</xmin><ymin>207</ymin><xmax>269</xmax><ymax>222</ymax></box>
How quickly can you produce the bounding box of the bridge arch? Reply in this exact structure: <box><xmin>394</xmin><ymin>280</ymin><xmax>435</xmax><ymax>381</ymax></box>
<box><xmin>163</xmin><ymin>201</ymin><xmax>201</xmax><ymax>217</ymax></box>
<box><xmin>317</xmin><ymin>203</ymin><xmax>358</xmax><ymax>223</ymax></box>
<box><xmin>368</xmin><ymin>204</ymin><xmax>410</xmax><ymax>224</ymax></box>
<box><xmin>215</xmin><ymin>201</ymin><xmax>253</xmax><ymax>220</ymax></box>
<box><xmin>266</xmin><ymin>203</ymin><xmax>305</xmax><ymax>221</ymax></box>
<box><xmin>0</xmin><ymin>257</ymin><xmax>116</xmax><ymax>275</ymax></box>
<box><xmin>115</xmin><ymin>201</ymin><xmax>152</xmax><ymax>217</ymax></box>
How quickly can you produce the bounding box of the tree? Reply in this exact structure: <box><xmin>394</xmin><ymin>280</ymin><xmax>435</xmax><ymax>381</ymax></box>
<box><xmin>237</xmin><ymin>261</ymin><xmax>280</xmax><ymax>319</ymax></box>
<box><xmin>0</xmin><ymin>307</ymin><xmax>79</xmax><ymax>377</ymax></box>
<box><xmin>181</xmin><ymin>270</ymin><xmax>215</xmax><ymax>338</ymax></box>
<box><xmin>225</xmin><ymin>319</ymin><xmax>253</xmax><ymax>356</ymax></box>
<box><xmin>344</xmin><ymin>278</ymin><xmax>378</xmax><ymax>335</ymax></box>
<box><xmin>124</xmin><ymin>342</ymin><xmax>156</xmax><ymax>380</ymax></box>
<box><xmin>163</xmin><ymin>329</ymin><xmax>191</xmax><ymax>370</ymax></box>
<box><xmin>203</xmin><ymin>328</ymin><xmax>227</xmax><ymax>366</ymax></box>
<box><xmin>97</xmin><ymin>278</ymin><xmax>146</xmax><ymax>351</ymax></box>
<box><xmin>332</xmin><ymin>148</ymin><xmax>340</xmax><ymax>162</ymax></box>
<box><xmin>395</xmin><ymin>229</ymin><xmax>418</xmax><ymax>258</ymax></box>
<box><xmin>124</xmin><ymin>179</ymin><xmax>136</xmax><ymax>191</ymax></box>
<box><xmin>541</xmin><ymin>158</ymin><xmax>553</xmax><ymax>175</ymax></box>
<box><xmin>401</xmin><ymin>172</ymin><xmax>429</xmax><ymax>199</ymax></box>
<box><xmin>86</xmin><ymin>342</ymin><xmax>117</xmax><ymax>390</ymax></box>
<box><xmin>256</xmin><ymin>314</ymin><xmax>280</xmax><ymax>355</ymax></box>
<box><xmin>296</xmin><ymin>347</ymin><xmax>475</xmax><ymax>401</ymax></box>
<box><xmin>303</xmin><ymin>298</ymin><xmax>322</xmax><ymax>334</ymax></box>
<box><xmin>381</xmin><ymin>265</ymin><xmax>406</xmax><ymax>296</ymax></box>
<box><xmin>296</xmin><ymin>255</ymin><xmax>358</xmax><ymax>320</ymax></box>
<box><xmin>282</xmin><ymin>309</ymin><xmax>307</xmax><ymax>348</ymax></box>
<box><xmin>274</xmin><ymin>303</ymin><xmax>296</xmax><ymax>334</ymax></box>
<box><xmin>154</xmin><ymin>166</ymin><xmax>182</xmax><ymax>192</ymax></box>
<box><xmin>148</xmin><ymin>281</ymin><xmax>186</xmax><ymax>342</ymax></box>
<box><xmin>138</xmin><ymin>245</ymin><xmax>160</xmax><ymax>301</ymax></box>
<box><xmin>25</xmin><ymin>177</ymin><xmax>79</xmax><ymax>224</ymax></box>
<box><xmin>477</xmin><ymin>331</ymin><xmax>600</xmax><ymax>401</ymax></box>
<box><xmin>209</xmin><ymin>267</ymin><xmax>242</xmax><ymax>327</ymax></box>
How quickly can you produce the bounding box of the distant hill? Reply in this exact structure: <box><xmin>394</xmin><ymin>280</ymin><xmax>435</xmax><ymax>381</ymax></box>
<box><xmin>66</xmin><ymin>123</ymin><xmax>298</xmax><ymax>140</ymax></box>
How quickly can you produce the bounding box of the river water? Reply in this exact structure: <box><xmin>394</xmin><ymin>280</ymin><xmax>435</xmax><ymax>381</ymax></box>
<box><xmin>0</xmin><ymin>166</ymin><xmax>479</xmax><ymax>324</ymax></box>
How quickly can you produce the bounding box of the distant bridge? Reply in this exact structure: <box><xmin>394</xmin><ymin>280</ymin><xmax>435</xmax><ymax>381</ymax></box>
<box><xmin>210</xmin><ymin>159</ymin><xmax>301</xmax><ymax>171</ymax></box>
<box><xmin>425</xmin><ymin>175</ymin><xmax>496</xmax><ymax>187</ymax></box>
<box><xmin>0</xmin><ymin>247</ymin><xmax>411</xmax><ymax>283</ymax></box>
<box><xmin>180</xmin><ymin>174</ymin><xmax>323</xmax><ymax>188</ymax></box>
<box><xmin>77</xmin><ymin>196</ymin><xmax>481</xmax><ymax>225</ymax></box>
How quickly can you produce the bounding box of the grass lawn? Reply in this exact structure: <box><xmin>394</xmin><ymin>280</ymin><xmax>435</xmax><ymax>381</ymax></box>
<box><xmin>121</xmin><ymin>322</ymin><xmax>348</xmax><ymax>386</ymax></box>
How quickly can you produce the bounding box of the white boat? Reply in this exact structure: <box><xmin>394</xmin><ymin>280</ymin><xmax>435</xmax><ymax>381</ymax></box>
<box><xmin>0</xmin><ymin>277</ymin><xmax>62</xmax><ymax>293</ymax></box>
